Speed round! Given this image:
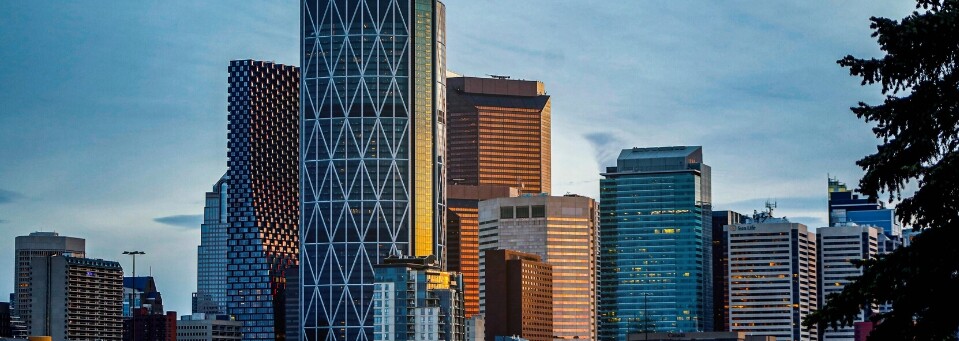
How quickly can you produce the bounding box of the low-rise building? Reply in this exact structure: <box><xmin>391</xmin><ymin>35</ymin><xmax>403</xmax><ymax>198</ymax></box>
<box><xmin>177</xmin><ymin>313</ymin><xmax>242</xmax><ymax>341</ymax></box>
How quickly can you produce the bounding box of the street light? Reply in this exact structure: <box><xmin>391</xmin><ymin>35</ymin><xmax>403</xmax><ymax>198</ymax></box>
<box><xmin>123</xmin><ymin>251</ymin><xmax>145</xmax><ymax>341</ymax></box>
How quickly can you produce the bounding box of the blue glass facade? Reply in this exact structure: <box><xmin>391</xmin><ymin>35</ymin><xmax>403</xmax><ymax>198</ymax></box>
<box><xmin>226</xmin><ymin>60</ymin><xmax>300</xmax><ymax>340</ymax></box>
<box><xmin>300</xmin><ymin>1</ymin><xmax>447</xmax><ymax>340</ymax></box>
<box><xmin>827</xmin><ymin>178</ymin><xmax>899</xmax><ymax>236</ymax></box>
<box><xmin>598</xmin><ymin>146</ymin><xmax>712</xmax><ymax>340</ymax></box>
<box><xmin>195</xmin><ymin>173</ymin><xmax>230</xmax><ymax>315</ymax></box>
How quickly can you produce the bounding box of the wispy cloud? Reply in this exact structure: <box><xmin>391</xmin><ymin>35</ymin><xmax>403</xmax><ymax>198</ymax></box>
<box><xmin>583</xmin><ymin>132</ymin><xmax>626</xmax><ymax>171</ymax></box>
<box><xmin>0</xmin><ymin>219</ymin><xmax>8</xmax><ymax>224</ymax></box>
<box><xmin>153</xmin><ymin>214</ymin><xmax>202</xmax><ymax>228</ymax></box>
<box><xmin>0</xmin><ymin>189</ymin><xmax>24</xmax><ymax>204</ymax></box>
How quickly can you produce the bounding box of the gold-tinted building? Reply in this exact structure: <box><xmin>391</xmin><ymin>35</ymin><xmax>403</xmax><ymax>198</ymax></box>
<box><xmin>446</xmin><ymin>76</ymin><xmax>551</xmax><ymax>194</ymax></box>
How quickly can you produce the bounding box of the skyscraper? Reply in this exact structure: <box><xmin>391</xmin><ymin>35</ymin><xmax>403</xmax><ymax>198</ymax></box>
<box><xmin>446</xmin><ymin>76</ymin><xmax>551</xmax><ymax>194</ymax></box>
<box><xmin>225</xmin><ymin>59</ymin><xmax>300</xmax><ymax>340</ymax></box>
<box><xmin>827</xmin><ymin>177</ymin><xmax>899</xmax><ymax>237</ymax></box>
<box><xmin>300</xmin><ymin>0</ymin><xmax>447</xmax><ymax>339</ymax></box>
<box><xmin>13</xmin><ymin>231</ymin><xmax>86</xmax><ymax>330</ymax></box>
<box><xmin>478</xmin><ymin>194</ymin><xmax>597</xmax><ymax>341</ymax></box>
<box><xmin>599</xmin><ymin>146</ymin><xmax>712</xmax><ymax>339</ymax></box>
<box><xmin>483</xmin><ymin>249</ymin><xmax>553</xmax><ymax>341</ymax></box>
<box><xmin>195</xmin><ymin>173</ymin><xmax>229</xmax><ymax>315</ymax></box>
<box><xmin>446</xmin><ymin>184</ymin><xmax>518</xmax><ymax>318</ymax></box>
<box><xmin>29</xmin><ymin>256</ymin><xmax>123</xmax><ymax>341</ymax></box>
<box><xmin>372</xmin><ymin>257</ymin><xmax>464</xmax><ymax>341</ymax></box>
<box><xmin>726</xmin><ymin>217</ymin><xmax>818</xmax><ymax>341</ymax></box>
<box><xmin>817</xmin><ymin>225</ymin><xmax>880</xmax><ymax>341</ymax></box>
<box><xmin>711</xmin><ymin>210</ymin><xmax>746</xmax><ymax>332</ymax></box>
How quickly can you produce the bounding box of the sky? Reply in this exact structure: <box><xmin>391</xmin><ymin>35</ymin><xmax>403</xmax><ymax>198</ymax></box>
<box><xmin>0</xmin><ymin>1</ymin><xmax>915</xmax><ymax>315</ymax></box>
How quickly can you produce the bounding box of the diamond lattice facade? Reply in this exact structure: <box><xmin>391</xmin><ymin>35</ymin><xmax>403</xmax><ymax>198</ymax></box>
<box><xmin>226</xmin><ymin>59</ymin><xmax>300</xmax><ymax>340</ymax></box>
<box><xmin>300</xmin><ymin>0</ymin><xmax>447</xmax><ymax>340</ymax></box>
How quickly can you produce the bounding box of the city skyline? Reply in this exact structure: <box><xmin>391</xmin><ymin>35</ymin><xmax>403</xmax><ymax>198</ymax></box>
<box><xmin>0</xmin><ymin>1</ymin><xmax>916</xmax><ymax>316</ymax></box>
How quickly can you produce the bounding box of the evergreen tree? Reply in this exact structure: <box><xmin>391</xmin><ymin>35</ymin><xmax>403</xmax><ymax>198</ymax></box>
<box><xmin>804</xmin><ymin>1</ymin><xmax>959</xmax><ymax>340</ymax></box>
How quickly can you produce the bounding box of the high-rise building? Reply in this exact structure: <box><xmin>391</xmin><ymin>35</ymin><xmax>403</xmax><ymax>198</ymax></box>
<box><xmin>13</xmin><ymin>232</ymin><xmax>86</xmax><ymax>329</ymax></box>
<box><xmin>478</xmin><ymin>194</ymin><xmax>597</xmax><ymax>341</ymax></box>
<box><xmin>300</xmin><ymin>0</ymin><xmax>447</xmax><ymax>339</ymax></box>
<box><xmin>447</xmin><ymin>184</ymin><xmax>518</xmax><ymax>318</ymax></box>
<box><xmin>483</xmin><ymin>249</ymin><xmax>553</xmax><ymax>341</ymax></box>
<box><xmin>598</xmin><ymin>146</ymin><xmax>713</xmax><ymax>339</ymax></box>
<box><xmin>124</xmin><ymin>276</ymin><xmax>165</xmax><ymax>317</ymax></box>
<box><xmin>123</xmin><ymin>309</ymin><xmax>177</xmax><ymax>341</ymax></box>
<box><xmin>828</xmin><ymin>177</ymin><xmax>899</xmax><ymax>237</ymax></box>
<box><xmin>225</xmin><ymin>59</ymin><xmax>300</xmax><ymax>340</ymax></box>
<box><xmin>711</xmin><ymin>210</ymin><xmax>746</xmax><ymax>332</ymax></box>
<box><xmin>195</xmin><ymin>173</ymin><xmax>229</xmax><ymax>315</ymax></box>
<box><xmin>465</xmin><ymin>315</ymin><xmax>485</xmax><ymax>341</ymax></box>
<box><xmin>29</xmin><ymin>256</ymin><xmax>123</xmax><ymax>341</ymax></box>
<box><xmin>177</xmin><ymin>313</ymin><xmax>243</xmax><ymax>341</ymax></box>
<box><xmin>446</xmin><ymin>76</ymin><xmax>551</xmax><ymax>194</ymax></box>
<box><xmin>726</xmin><ymin>216</ymin><xmax>818</xmax><ymax>341</ymax></box>
<box><xmin>817</xmin><ymin>225</ymin><xmax>880</xmax><ymax>341</ymax></box>
<box><xmin>372</xmin><ymin>257</ymin><xmax>464</xmax><ymax>341</ymax></box>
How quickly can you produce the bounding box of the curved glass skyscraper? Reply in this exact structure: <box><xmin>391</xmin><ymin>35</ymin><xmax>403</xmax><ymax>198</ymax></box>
<box><xmin>300</xmin><ymin>0</ymin><xmax>447</xmax><ymax>340</ymax></box>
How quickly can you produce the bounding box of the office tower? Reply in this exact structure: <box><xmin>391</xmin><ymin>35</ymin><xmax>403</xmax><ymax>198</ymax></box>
<box><xmin>301</xmin><ymin>0</ymin><xmax>447</xmax><ymax>339</ymax></box>
<box><xmin>478</xmin><ymin>194</ymin><xmax>597</xmax><ymax>341</ymax></box>
<box><xmin>828</xmin><ymin>177</ymin><xmax>899</xmax><ymax>236</ymax></box>
<box><xmin>177</xmin><ymin>314</ymin><xmax>243</xmax><ymax>341</ymax></box>
<box><xmin>29</xmin><ymin>256</ymin><xmax>123</xmax><ymax>341</ymax></box>
<box><xmin>598</xmin><ymin>146</ymin><xmax>713</xmax><ymax>339</ymax></box>
<box><xmin>483</xmin><ymin>250</ymin><xmax>553</xmax><ymax>341</ymax></box>
<box><xmin>711</xmin><ymin>210</ymin><xmax>746</xmax><ymax>332</ymax></box>
<box><xmin>123</xmin><ymin>310</ymin><xmax>177</xmax><ymax>341</ymax></box>
<box><xmin>225</xmin><ymin>59</ymin><xmax>300</xmax><ymax>340</ymax></box>
<box><xmin>465</xmin><ymin>315</ymin><xmax>485</xmax><ymax>341</ymax></box>
<box><xmin>13</xmin><ymin>232</ymin><xmax>86</xmax><ymax>329</ymax></box>
<box><xmin>726</xmin><ymin>216</ymin><xmax>818</xmax><ymax>341</ymax></box>
<box><xmin>0</xmin><ymin>302</ymin><xmax>10</xmax><ymax>338</ymax></box>
<box><xmin>447</xmin><ymin>185</ymin><xmax>518</xmax><ymax>318</ymax></box>
<box><xmin>195</xmin><ymin>173</ymin><xmax>229</xmax><ymax>315</ymax></box>
<box><xmin>446</xmin><ymin>76</ymin><xmax>551</xmax><ymax>194</ymax></box>
<box><xmin>372</xmin><ymin>257</ymin><xmax>465</xmax><ymax>341</ymax></box>
<box><xmin>124</xmin><ymin>276</ymin><xmax>165</xmax><ymax>317</ymax></box>
<box><xmin>817</xmin><ymin>225</ymin><xmax>880</xmax><ymax>341</ymax></box>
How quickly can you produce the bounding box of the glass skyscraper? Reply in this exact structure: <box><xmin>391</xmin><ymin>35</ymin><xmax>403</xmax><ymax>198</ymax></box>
<box><xmin>195</xmin><ymin>173</ymin><xmax>229</xmax><ymax>315</ymax></box>
<box><xmin>226</xmin><ymin>59</ymin><xmax>301</xmax><ymax>340</ymax></box>
<box><xmin>598</xmin><ymin>146</ymin><xmax>712</xmax><ymax>340</ymax></box>
<box><xmin>300</xmin><ymin>0</ymin><xmax>447</xmax><ymax>340</ymax></box>
<box><xmin>827</xmin><ymin>177</ymin><xmax>899</xmax><ymax>237</ymax></box>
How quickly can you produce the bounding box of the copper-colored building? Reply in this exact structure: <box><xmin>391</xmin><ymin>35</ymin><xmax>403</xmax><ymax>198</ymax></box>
<box><xmin>483</xmin><ymin>249</ymin><xmax>552</xmax><ymax>341</ymax></box>
<box><xmin>446</xmin><ymin>76</ymin><xmax>551</xmax><ymax>194</ymax></box>
<box><xmin>446</xmin><ymin>184</ymin><xmax>518</xmax><ymax>318</ymax></box>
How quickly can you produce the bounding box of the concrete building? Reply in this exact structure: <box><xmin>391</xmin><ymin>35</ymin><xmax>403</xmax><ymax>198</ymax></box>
<box><xmin>300</xmin><ymin>0</ymin><xmax>448</xmax><ymax>339</ymax></box>
<box><xmin>372</xmin><ymin>257</ymin><xmax>465</xmax><ymax>341</ymax></box>
<box><xmin>627</xmin><ymin>331</ymin><xmax>775</xmax><ymax>341</ymax></box>
<box><xmin>466</xmin><ymin>315</ymin><xmax>485</xmax><ymax>341</ymax></box>
<box><xmin>13</xmin><ymin>232</ymin><xmax>86</xmax><ymax>329</ymax></box>
<box><xmin>225</xmin><ymin>59</ymin><xmax>300</xmax><ymax>340</ymax></box>
<box><xmin>479</xmin><ymin>194</ymin><xmax>597</xmax><ymax>340</ymax></box>
<box><xmin>446</xmin><ymin>76</ymin><xmax>551</xmax><ymax>194</ymax></box>
<box><xmin>483</xmin><ymin>250</ymin><xmax>552</xmax><ymax>341</ymax></box>
<box><xmin>195</xmin><ymin>173</ymin><xmax>229</xmax><ymax>315</ymax></box>
<box><xmin>726</xmin><ymin>213</ymin><xmax>817</xmax><ymax>341</ymax></box>
<box><xmin>711</xmin><ymin>210</ymin><xmax>746</xmax><ymax>332</ymax></box>
<box><xmin>29</xmin><ymin>256</ymin><xmax>123</xmax><ymax>341</ymax></box>
<box><xmin>817</xmin><ymin>225</ymin><xmax>880</xmax><ymax>341</ymax></box>
<box><xmin>123</xmin><ymin>309</ymin><xmax>177</xmax><ymax>341</ymax></box>
<box><xmin>599</xmin><ymin>146</ymin><xmax>713</xmax><ymax>339</ymax></box>
<box><xmin>447</xmin><ymin>184</ymin><xmax>519</xmax><ymax>318</ymax></box>
<box><xmin>177</xmin><ymin>313</ymin><xmax>242</xmax><ymax>341</ymax></box>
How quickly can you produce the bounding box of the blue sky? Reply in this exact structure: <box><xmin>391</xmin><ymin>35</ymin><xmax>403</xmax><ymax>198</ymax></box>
<box><xmin>0</xmin><ymin>1</ymin><xmax>913</xmax><ymax>315</ymax></box>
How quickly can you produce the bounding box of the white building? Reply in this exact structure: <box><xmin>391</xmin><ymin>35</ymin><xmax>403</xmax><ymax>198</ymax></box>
<box><xmin>726</xmin><ymin>219</ymin><xmax>818</xmax><ymax>341</ymax></box>
<box><xmin>177</xmin><ymin>313</ymin><xmax>242</xmax><ymax>341</ymax></box>
<box><xmin>817</xmin><ymin>225</ymin><xmax>880</xmax><ymax>341</ymax></box>
<box><xmin>478</xmin><ymin>194</ymin><xmax>598</xmax><ymax>341</ymax></box>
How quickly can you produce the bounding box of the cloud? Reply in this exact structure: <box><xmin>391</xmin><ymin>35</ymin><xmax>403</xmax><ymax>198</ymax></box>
<box><xmin>0</xmin><ymin>219</ymin><xmax>8</xmax><ymax>224</ymax></box>
<box><xmin>583</xmin><ymin>132</ymin><xmax>626</xmax><ymax>171</ymax></box>
<box><xmin>153</xmin><ymin>215</ymin><xmax>202</xmax><ymax>228</ymax></box>
<box><xmin>0</xmin><ymin>189</ymin><xmax>25</xmax><ymax>204</ymax></box>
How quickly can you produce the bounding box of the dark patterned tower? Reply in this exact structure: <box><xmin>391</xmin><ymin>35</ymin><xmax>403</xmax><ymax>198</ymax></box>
<box><xmin>226</xmin><ymin>59</ymin><xmax>300</xmax><ymax>341</ymax></box>
<box><xmin>300</xmin><ymin>0</ymin><xmax>447</xmax><ymax>340</ymax></box>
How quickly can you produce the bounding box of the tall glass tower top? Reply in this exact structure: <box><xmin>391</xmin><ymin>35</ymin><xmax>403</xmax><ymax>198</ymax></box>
<box><xmin>300</xmin><ymin>0</ymin><xmax>447</xmax><ymax>340</ymax></box>
<box><xmin>598</xmin><ymin>146</ymin><xmax>713</xmax><ymax>340</ymax></box>
<box><xmin>195</xmin><ymin>173</ymin><xmax>229</xmax><ymax>315</ymax></box>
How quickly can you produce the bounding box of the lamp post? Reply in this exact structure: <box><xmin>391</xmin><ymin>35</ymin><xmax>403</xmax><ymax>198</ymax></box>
<box><xmin>123</xmin><ymin>251</ymin><xmax>145</xmax><ymax>341</ymax></box>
